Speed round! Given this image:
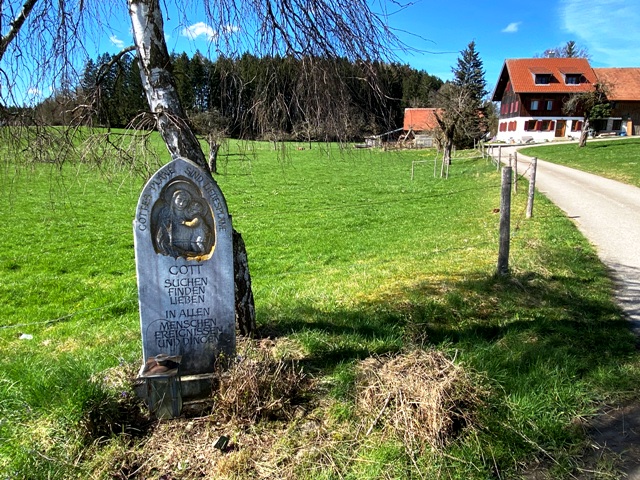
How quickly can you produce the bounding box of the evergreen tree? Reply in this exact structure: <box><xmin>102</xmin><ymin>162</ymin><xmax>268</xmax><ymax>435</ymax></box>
<box><xmin>173</xmin><ymin>53</ymin><xmax>195</xmax><ymax>111</ymax></box>
<box><xmin>564</xmin><ymin>40</ymin><xmax>578</xmax><ymax>58</ymax></box>
<box><xmin>79</xmin><ymin>53</ymin><xmax>146</xmax><ymax>127</ymax></box>
<box><xmin>96</xmin><ymin>53</ymin><xmax>117</xmax><ymax>126</ymax></box>
<box><xmin>190</xmin><ymin>52</ymin><xmax>209</xmax><ymax>112</ymax></box>
<box><xmin>121</xmin><ymin>56</ymin><xmax>146</xmax><ymax>124</ymax></box>
<box><xmin>450</xmin><ymin>41</ymin><xmax>488</xmax><ymax>146</ymax></box>
<box><xmin>80</xmin><ymin>59</ymin><xmax>98</xmax><ymax>93</ymax></box>
<box><xmin>452</xmin><ymin>40</ymin><xmax>487</xmax><ymax>103</ymax></box>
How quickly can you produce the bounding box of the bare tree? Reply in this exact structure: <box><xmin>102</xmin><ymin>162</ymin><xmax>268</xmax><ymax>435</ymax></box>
<box><xmin>537</xmin><ymin>40</ymin><xmax>590</xmax><ymax>59</ymax></box>
<box><xmin>563</xmin><ymin>82</ymin><xmax>611</xmax><ymax>147</ymax></box>
<box><xmin>432</xmin><ymin>83</ymin><xmax>475</xmax><ymax>173</ymax></box>
<box><xmin>190</xmin><ymin>110</ymin><xmax>229</xmax><ymax>173</ymax></box>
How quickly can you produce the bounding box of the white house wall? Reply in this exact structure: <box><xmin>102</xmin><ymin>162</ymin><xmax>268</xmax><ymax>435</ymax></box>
<box><xmin>495</xmin><ymin>117</ymin><xmax>584</xmax><ymax>143</ymax></box>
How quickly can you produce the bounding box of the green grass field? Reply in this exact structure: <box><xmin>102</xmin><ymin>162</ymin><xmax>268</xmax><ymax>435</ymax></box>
<box><xmin>1</xmin><ymin>137</ymin><xmax>639</xmax><ymax>479</ymax></box>
<box><xmin>520</xmin><ymin>137</ymin><xmax>640</xmax><ymax>187</ymax></box>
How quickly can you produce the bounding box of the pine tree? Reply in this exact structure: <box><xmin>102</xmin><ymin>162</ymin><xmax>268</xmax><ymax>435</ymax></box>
<box><xmin>452</xmin><ymin>41</ymin><xmax>487</xmax><ymax>103</ymax></box>
<box><xmin>564</xmin><ymin>40</ymin><xmax>578</xmax><ymax>58</ymax></box>
<box><xmin>80</xmin><ymin>59</ymin><xmax>98</xmax><ymax>93</ymax></box>
<box><xmin>449</xmin><ymin>41</ymin><xmax>488</xmax><ymax>147</ymax></box>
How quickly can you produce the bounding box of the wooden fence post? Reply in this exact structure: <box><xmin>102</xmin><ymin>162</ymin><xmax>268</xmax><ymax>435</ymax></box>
<box><xmin>497</xmin><ymin>166</ymin><xmax>512</xmax><ymax>276</ymax></box>
<box><xmin>526</xmin><ymin>157</ymin><xmax>538</xmax><ymax>219</ymax></box>
<box><xmin>514</xmin><ymin>151</ymin><xmax>518</xmax><ymax>194</ymax></box>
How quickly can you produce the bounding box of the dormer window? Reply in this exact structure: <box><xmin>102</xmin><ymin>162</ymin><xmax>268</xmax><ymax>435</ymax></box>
<box><xmin>565</xmin><ymin>74</ymin><xmax>581</xmax><ymax>85</ymax></box>
<box><xmin>535</xmin><ymin>74</ymin><xmax>552</xmax><ymax>85</ymax></box>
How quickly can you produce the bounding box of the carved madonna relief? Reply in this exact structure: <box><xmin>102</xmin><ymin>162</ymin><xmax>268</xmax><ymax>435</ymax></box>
<box><xmin>150</xmin><ymin>178</ymin><xmax>215</xmax><ymax>259</ymax></box>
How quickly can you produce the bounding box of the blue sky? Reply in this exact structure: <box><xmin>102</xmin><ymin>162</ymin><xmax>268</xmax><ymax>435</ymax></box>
<box><xmin>385</xmin><ymin>0</ymin><xmax>640</xmax><ymax>87</ymax></box>
<box><xmin>17</xmin><ymin>0</ymin><xmax>640</xmax><ymax>103</ymax></box>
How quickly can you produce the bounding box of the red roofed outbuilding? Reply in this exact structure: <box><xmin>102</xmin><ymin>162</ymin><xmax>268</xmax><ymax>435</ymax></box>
<box><xmin>403</xmin><ymin>108</ymin><xmax>443</xmax><ymax>132</ymax></box>
<box><xmin>401</xmin><ymin>108</ymin><xmax>444</xmax><ymax>147</ymax></box>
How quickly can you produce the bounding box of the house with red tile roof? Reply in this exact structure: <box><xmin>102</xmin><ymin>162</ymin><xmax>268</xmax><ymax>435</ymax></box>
<box><xmin>491</xmin><ymin>58</ymin><xmax>640</xmax><ymax>142</ymax></box>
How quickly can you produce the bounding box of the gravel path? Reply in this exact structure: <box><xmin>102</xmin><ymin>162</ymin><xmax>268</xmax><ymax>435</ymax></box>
<box><xmin>492</xmin><ymin>144</ymin><xmax>640</xmax><ymax>478</ymax></box>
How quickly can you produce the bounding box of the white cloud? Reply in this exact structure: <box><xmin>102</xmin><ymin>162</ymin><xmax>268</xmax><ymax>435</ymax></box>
<box><xmin>561</xmin><ymin>0</ymin><xmax>640</xmax><ymax>66</ymax></box>
<box><xmin>181</xmin><ymin>22</ymin><xmax>240</xmax><ymax>41</ymax></box>
<box><xmin>110</xmin><ymin>34</ymin><xmax>125</xmax><ymax>49</ymax></box>
<box><xmin>27</xmin><ymin>87</ymin><xmax>42</xmax><ymax>97</ymax></box>
<box><xmin>182</xmin><ymin>22</ymin><xmax>217</xmax><ymax>41</ymax></box>
<box><xmin>501</xmin><ymin>22</ymin><xmax>521</xmax><ymax>33</ymax></box>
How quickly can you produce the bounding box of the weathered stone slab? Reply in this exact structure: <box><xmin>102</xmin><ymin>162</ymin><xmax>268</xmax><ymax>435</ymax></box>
<box><xmin>134</xmin><ymin>157</ymin><xmax>235</xmax><ymax>376</ymax></box>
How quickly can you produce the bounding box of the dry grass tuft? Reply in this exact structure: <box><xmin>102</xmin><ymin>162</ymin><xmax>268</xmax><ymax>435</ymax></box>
<box><xmin>84</xmin><ymin>362</ymin><xmax>152</xmax><ymax>440</ymax></box>
<box><xmin>105</xmin><ymin>340</ymin><xmax>319</xmax><ymax>479</ymax></box>
<box><xmin>113</xmin><ymin>412</ymin><xmax>331</xmax><ymax>479</ymax></box>
<box><xmin>214</xmin><ymin>342</ymin><xmax>310</xmax><ymax>423</ymax></box>
<box><xmin>102</xmin><ymin>345</ymin><xmax>485</xmax><ymax>478</ymax></box>
<box><xmin>356</xmin><ymin>349</ymin><xmax>484</xmax><ymax>450</ymax></box>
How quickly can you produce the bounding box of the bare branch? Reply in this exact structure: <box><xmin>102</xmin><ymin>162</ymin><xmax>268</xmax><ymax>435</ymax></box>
<box><xmin>95</xmin><ymin>45</ymin><xmax>136</xmax><ymax>86</ymax></box>
<box><xmin>0</xmin><ymin>0</ymin><xmax>38</xmax><ymax>62</ymax></box>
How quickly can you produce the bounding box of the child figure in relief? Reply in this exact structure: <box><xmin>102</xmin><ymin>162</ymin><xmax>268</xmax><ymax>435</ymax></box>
<box><xmin>184</xmin><ymin>199</ymin><xmax>208</xmax><ymax>254</ymax></box>
<box><xmin>154</xmin><ymin>184</ymin><xmax>214</xmax><ymax>258</ymax></box>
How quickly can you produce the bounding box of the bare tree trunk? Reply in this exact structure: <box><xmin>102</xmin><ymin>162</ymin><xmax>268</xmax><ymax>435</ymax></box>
<box><xmin>443</xmin><ymin>138</ymin><xmax>453</xmax><ymax>167</ymax></box>
<box><xmin>579</xmin><ymin>117</ymin><xmax>589</xmax><ymax>147</ymax></box>
<box><xmin>128</xmin><ymin>0</ymin><xmax>255</xmax><ymax>334</ymax></box>
<box><xmin>208</xmin><ymin>134</ymin><xmax>220</xmax><ymax>174</ymax></box>
<box><xmin>441</xmin><ymin>124</ymin><xmax>455</xmax><ymax>177</ymax></box>
<box><xmin>233</xmin><ymin>230</ymin><xmax>256</xmax><ymax>336</ymax></box>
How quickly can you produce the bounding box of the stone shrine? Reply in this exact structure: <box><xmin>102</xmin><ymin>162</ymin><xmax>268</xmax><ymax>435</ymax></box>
<box><xmin>134</xmin><ymin>156</ymin><xmax>235</xmax><ymax>387</ymax></box>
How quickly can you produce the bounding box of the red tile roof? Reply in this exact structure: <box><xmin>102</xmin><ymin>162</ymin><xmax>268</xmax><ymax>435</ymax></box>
<box><xmin>492</xmin><ymin>58</ymin><xmax>597</xmax><ymax>100</ymax></box>
<box><xmin>594</xmin><ymin>68</ymin><xmax>640</xmax><ymax>101</ymax></box>
<box><xmin>403</xmin><ymin>108</ymin><xmax>443</xmax><ymax>132</ymax></box>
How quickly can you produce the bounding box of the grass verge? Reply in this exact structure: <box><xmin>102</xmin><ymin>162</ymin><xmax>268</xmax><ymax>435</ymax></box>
<box><xmin>520</xmin><ymin>137</ymin><xmax>640</xmax><ymax>187</ymax></box>
<box><xmin>0</xmin><ymin>138</ymin><xmax>638</xmax><ymax>478</ymax></box>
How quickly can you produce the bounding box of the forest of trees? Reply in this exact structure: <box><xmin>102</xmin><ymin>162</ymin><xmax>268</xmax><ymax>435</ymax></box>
<box><xmin>15</xmin><ymin>52</ymin><xmax>444</xmax><ymax>142</ymax></box>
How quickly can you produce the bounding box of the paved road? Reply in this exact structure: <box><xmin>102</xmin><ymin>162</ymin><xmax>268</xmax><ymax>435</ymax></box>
<box><xmin>492</xmin><ymin>145</ymin><xmax>640</xmax><ymax>331</ymax></box>
<box><xmin>491</xmin><ymin>143</ymin><xmax>640</xmax><ymax>478</ymax></box>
